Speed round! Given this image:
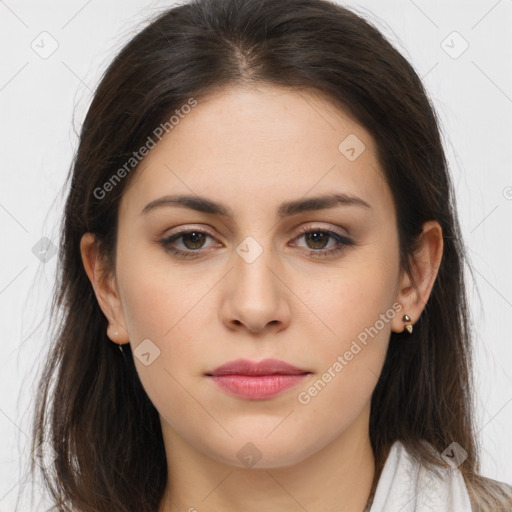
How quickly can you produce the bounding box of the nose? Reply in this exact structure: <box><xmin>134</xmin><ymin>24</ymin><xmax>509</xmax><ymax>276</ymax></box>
<box><xmin>219</xmin><ymin>241</ymin><xmax>291</xmax><ymax>335</ymax></box>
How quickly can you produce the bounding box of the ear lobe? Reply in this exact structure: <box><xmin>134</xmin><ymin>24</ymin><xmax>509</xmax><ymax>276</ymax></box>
<box><xmin>80</xmin><ymin>232</ymin><xmax>128</xmax><ymax>339</ymax></box>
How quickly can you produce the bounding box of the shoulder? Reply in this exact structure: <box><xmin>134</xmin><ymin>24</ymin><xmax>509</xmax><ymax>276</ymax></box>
<box><xmin>370</xmin><ymin>440</ymin><xmax>474</xmax><ymax>510</ymax></box>
<box><xmin>383</xmin><ymin>441</ymin><xmax>512</xmax><ymax>511</ymax></box>
<box><xmin>465</xmin><ymin>474</ymin><xmax>512</xmax><ymax>512</ymax></box>
<box><xmin>410</xmin><ymin>440</ymin><xmax>512</xmax><ymax>512</ymax></box>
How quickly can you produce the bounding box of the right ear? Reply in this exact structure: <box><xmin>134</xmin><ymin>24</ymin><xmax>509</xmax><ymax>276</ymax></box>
<box><xmin>80</xmin><ymin>232</ymin><xmax>130</xmax><ymax>344</ymax></box>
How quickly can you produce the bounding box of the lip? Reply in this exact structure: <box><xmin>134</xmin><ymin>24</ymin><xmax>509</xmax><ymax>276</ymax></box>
<box><xmin>206</xmin><ymin>358</ymin><xmax>311</xmax><ymax>400</ymax></box>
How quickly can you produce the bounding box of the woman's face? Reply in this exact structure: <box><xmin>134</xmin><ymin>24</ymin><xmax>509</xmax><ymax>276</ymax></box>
<box><xmin>97</xmin><ymin>84</ymin><xmax>407</xmax><ymax>467</ymax></box>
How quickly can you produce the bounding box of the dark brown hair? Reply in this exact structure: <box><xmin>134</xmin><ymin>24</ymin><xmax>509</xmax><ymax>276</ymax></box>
<box><xmin>19</xmin><ymin>0</ymin><xmax>511</xmax><ymax>510</ymax></box>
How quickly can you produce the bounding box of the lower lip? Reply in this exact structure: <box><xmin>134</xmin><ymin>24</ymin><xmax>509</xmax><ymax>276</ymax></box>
<box><xmin>208</xmin><ymin>374</ymin><xmax>309</xmax><ymax>400</ymax></box>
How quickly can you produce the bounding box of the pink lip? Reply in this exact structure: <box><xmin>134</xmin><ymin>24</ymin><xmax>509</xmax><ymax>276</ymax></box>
<box><xmin>206</xmin><ymin>358</ymin><xmax>311</xmax><ymax>400</ymax></box>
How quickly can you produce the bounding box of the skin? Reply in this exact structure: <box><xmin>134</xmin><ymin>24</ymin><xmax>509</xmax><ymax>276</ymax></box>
<box><xmin>81</xmin><ymin>83</ymin><xmax>443</xmax><ymax>512</ymax></box>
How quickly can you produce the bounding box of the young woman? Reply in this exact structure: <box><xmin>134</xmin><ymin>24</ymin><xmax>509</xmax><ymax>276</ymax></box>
<box><xmin>27</xmin><ymin>0</ymin><xmax>512</xmax><ymax>510</ymax></box>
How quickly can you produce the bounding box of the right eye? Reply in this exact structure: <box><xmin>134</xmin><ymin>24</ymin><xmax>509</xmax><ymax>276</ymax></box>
<box><xmin>160</xmin><ymin>228</ymin><xmax>219</xmax><ymax>259</ymax></box>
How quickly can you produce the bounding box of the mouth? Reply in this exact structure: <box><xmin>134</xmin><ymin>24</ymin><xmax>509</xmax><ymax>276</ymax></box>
<box><xmin>205</xmin><ymin>358</ymin><xmax>312</xmax><ymax>400</ymax></box>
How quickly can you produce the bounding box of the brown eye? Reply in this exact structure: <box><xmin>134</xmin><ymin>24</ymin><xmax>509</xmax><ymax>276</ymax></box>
<box><xmin>180</xmin><ymin>231</ymin><xmax>208</xmax><ymax>250</ymax></box>
<box><xmin>160</xmin><ymin>229</ymin><xmax>218</xmax><ymax>259</ymax></box>
<box><xmin>303</xmin><ymin>231</ymin><xmax>331</xmax><ymax>250</ymax></box>
<box><xmin>292</xmin><ymin>226</ymin><xmax>356</xmax><ymax>258</ymax></box>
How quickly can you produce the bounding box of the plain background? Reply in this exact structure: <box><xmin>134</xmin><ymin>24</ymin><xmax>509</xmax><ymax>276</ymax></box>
<box><xmin>1</xmin><ymin>0</ymin><xmax>511</xmax><ymax>509</ymax></box>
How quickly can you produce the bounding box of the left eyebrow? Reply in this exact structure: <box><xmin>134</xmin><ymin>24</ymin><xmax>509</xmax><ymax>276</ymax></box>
<box><xmin>140</xmin><ymin>193</ymin><xmax>372</xmax><ymax>218</ymax></box>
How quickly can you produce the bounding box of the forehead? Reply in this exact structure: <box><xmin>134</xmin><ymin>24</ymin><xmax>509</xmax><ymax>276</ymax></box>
<box><xmin>119</xmin><ymin>84</ymin><xmax>393</xmax><ymax>222</ymax></box>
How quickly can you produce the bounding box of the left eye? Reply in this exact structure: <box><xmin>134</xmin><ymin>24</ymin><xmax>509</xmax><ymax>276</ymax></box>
<box><xmin>290</xmin><ymin>227</ymin><xmax>355</xmax><ymax>257</ymax></box>
<box><xmin>293</xmin><ymin>229</ymin><xmax>341</xmax><ymax>251</ymax></box>
<box><xmin>160</xmin><ymin>227</ymin><xmax>355</xmax><ymax>259</ymax></box>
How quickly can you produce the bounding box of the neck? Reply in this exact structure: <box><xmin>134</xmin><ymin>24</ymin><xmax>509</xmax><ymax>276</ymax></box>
<box><xmin>159</xmin><ymin>403</ymin><xmax>375</xmax><ymax>512</ymax></box>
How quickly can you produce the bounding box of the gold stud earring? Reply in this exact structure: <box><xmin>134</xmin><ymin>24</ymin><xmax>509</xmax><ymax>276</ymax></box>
<box><xmin>109</xmin><ymin>324</ymin><xmax>125</xmax><ymax>354</ymax></box>
<box><xmin>402</xmin><ymin>314</ymin><xmax>413</xmax><ymax>334</ymax></box>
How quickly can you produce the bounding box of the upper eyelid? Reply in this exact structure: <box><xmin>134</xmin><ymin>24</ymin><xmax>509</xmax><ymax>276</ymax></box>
<box><xmin>163</xmin><ymin>223</ymin><xmax>348</xmax><ymax>240</ymax></box>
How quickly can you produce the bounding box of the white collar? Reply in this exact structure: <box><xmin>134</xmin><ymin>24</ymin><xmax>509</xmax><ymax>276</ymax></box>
<box><xmin>368</xmin><ymin>440</ymin><xmax>473</xmax><ymax>512</ymax></box>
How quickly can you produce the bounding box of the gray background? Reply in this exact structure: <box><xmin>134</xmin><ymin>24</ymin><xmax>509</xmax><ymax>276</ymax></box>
<box><xmin>1</xmin><ymin>0</ymin><xmax>511</xmax><ymax>509</ymax></box>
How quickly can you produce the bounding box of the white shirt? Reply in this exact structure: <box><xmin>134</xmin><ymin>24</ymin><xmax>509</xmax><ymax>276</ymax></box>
<box><xmin>368</xmin><ymin>440</ymin><xmax>473</xmax><ymax>512</ymax></box>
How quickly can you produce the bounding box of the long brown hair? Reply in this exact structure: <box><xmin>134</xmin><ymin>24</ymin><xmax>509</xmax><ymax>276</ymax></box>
<box><xmin>20</xmin><ymin>0</ymin><xmax>511</xmax><ymax>510</ymax></box>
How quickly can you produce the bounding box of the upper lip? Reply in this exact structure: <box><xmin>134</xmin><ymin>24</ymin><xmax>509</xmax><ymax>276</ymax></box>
<box><xmin>207</xmin><ymin>358</ymin><xmax>310</xmax><ymax>376</ymax></box>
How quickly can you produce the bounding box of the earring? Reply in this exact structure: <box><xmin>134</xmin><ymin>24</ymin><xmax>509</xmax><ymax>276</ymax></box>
<box><xmin>109</xmin><ymin>324</ymin><xmax>125</xmax><ymax>353</ymax></box>
<box><xmin>402</xmin><ymin>314</ymin><xmax>413</xmax><ymax>334</ymax></box>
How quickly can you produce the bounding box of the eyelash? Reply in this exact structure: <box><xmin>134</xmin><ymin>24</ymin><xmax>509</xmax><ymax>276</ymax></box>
<box><xmin>159</xmin><ymin>225</ymin><xmax>355</xmax><ymax>260</ymax></box>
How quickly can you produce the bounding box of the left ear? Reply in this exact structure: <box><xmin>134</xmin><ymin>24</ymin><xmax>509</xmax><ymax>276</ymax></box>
<box><xmin>391</xmin><ymin>220</ymin><xmax>444</xmax><ymax>333</ymax></box>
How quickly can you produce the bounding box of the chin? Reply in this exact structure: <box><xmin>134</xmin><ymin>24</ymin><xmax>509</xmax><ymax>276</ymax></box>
<box><xmin>206</xmin><ymin>433</ymin><xmax>318</xmax><ymax>470</ymax></box>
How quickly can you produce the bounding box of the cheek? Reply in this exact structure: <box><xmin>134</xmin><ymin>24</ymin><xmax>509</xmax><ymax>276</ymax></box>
<box><xmin>308</xmin><ymin>251</ymin><xmax>398</xmax><ymax>344</ymax></box>
<box><xmin>117</xmin><ymin>265</ymin><xmax>212</xmax><ymax>435</ymax></box>
<box><xmin>297</xmin><ymin>249</ymin><xmax>399</xmax><ymax>397</ymax></box>
<box><xmin>116</xmin><ymin>255</ymin><xmax>217</xmax><ymax>391</ymax></box>
<box><xmin>117</xmin><ymin>245</ymin><xmax>205</xmax><ymax>343</ymax></box>
<box><xmin>293</xmin><ymin>278</ymin><xmax>394</xmax><ymax>447</ymax></box>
